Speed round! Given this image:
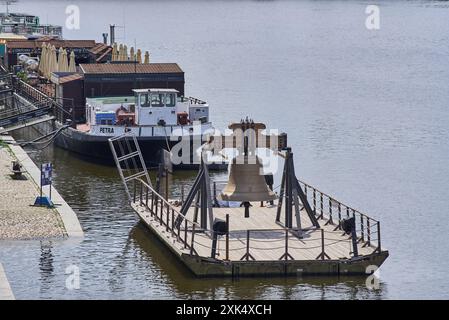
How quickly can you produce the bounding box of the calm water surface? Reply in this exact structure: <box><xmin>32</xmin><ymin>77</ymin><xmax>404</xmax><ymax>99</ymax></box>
<box><xmin>1</xmin><ymin>0</ymin><xmax>449</xmax><ymax>299</ymax></box>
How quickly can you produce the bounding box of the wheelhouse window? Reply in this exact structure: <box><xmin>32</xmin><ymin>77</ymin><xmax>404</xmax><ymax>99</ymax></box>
<box><xmin>139</xmin><ymin>94</ymin><xmax>150</xmax><ymax>107</ymax></box>
<box><xmin>165</xmin><ymin>93</ymin><xmax>176</xmax><ymax>107</ymax></box>
<box><xmin>151</xmin><ymin>94</ymin><xmax>164</xmax><ymax>107</ymax></box>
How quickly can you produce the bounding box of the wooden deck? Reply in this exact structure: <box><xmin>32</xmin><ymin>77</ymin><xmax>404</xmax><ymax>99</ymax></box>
<box><xmin>125</xmin><ymin>175</ymin><xmax>388</xmax><ymax>277</ymax></box>
<box><xmin>132</xmin><ymin>199</ymin><xmax>379</xmax><ymax>263</ymax></box>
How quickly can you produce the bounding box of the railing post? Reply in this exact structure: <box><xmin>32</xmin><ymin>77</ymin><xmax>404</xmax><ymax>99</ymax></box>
<box><xmin>313</xmin><ymin>189</ymin><xmax>317</xmax><ymax>214</ymax></box>
<box><xmin>145</xmin><ymin>187</ymin><xmax>149</xmax><ymax>207</ymax></box>
<box><xmin>240</xmin><ymin>230</ymin><xmax>255</xmax><ymax>261</ymax></box>
<box><xmin>139</xmin><ymin>181</ymin><xmax>143</xmax><ymax>204</ymax></box>
<box><xmin>177</xmin><ymin>215</ymin><xmax>181</xmax><ymax>240</ymax></box>
<box><xmin>285</xmin><ymin>229</ymin><xmax>289</xmax><ymax>259</ymax></box>
<box><xmin>320</xmin><ymin>193</ymin><xmax>324</xmax><ymax>219</ymax></box>
<box><xmin>327</xmin><ymin>198</ymin><xmax>333</xmax><ymax>225</ymax></box>
<box><xmin>166</xmin><ymin>203</ymin><xmax>169</xmax><ymax>232</ymax></box>
<box><xmin>156</xmin><ymin>198</ymin><xmax>161</xmax><ymax>224</ymax></box>
<box><xmin>338</xmin><ymin>203</ymin><xmax>342</xmax><ymax>224</ymax></box>
<box><xmin>184</xmin><ymin>220</ymin><xmax>188</xmax><ymax>249</ymax></box>
<box><xmin>190</xmin><ymin>223</ymin><xmax>196</xmax><ymax>255</ymax></box>
<box><xmin>151</xmin><ymin>192</ymin><xmax>155</xmax><ymax>214</ymax></box>
<box><xmin>156</xmin><ymin>197</ymin><xmax>160</xmax><ymax>221</ymax></box>
<box><xmin>279</xmin><ymin>229</ymin><xmax>294</xmax><ymax>261</ymax></box>
<box><xmin>160</xmin><ymin>199</ymin><xmax>164</xmax><ymax>225</ymax></box>
<box><xmin>181</xmin><ymin>184</ymin><xmax>185</xmax><ymax>204</ymax></box>
<box><xmin>377</xmin><ymin>222</ymin><xmax>381</xmax><ymax>253</ymax></box>
<box><xmin>360</xmin><ymin>214</ymin><xmax>365</xmax><ymax>242</ymax></box>
<box><xmin>245</xmin><ymin>230</ymin><xmax>250</xmax><ymax>260</ymax></box>
<box><xmin>316</xmin><ymin>229</ymin><xmax>330</xmax><ymax>260</ymax></box>
<box><xmin>320</xmin><ymin>229</ymin><xmax>325</xmax><ymax>259</ymax></box>
<box><xmin>367</xmin><ymin>218</ymin><xmax>371</xmax><ymax>246</ymax></box>
<box><xmin>171</xmin><ymin>209</ymin><xmax>175</xmax><ymax>236</ymax></box>
<box><xmin>225</xmin><ymin>214</ymin><xmax>229</xmax><ymax>261</ymax></box>
<box><xmin>352</xmin><ymin>209</ymin><xmax>356</xmax><ymax>229</ymax></box>
<box><xmin>152</xmin><ymin>194</ymin><xmax>156</xmax><ymax>215</ymax></box>
<box><xmin>133</xmin><ymin>180</ymin><xmax>136</xmax><ymax>203</ymax></box>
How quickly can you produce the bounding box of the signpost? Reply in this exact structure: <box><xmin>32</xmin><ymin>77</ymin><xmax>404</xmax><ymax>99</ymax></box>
<box><xmin>34</xmin><ymin>162</ymin><xmax>53</xmax><ymax>207</ymax></box>
<box><xmin>41</xmin><ymin>162</ymin><xmax>52</xmax><ymax>199</ymax></box>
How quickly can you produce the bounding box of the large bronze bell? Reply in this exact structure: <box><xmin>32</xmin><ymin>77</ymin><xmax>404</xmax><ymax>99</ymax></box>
<box><xmin>219</xmin><ymin>155</ymin><xmax>277</xmax><ymax>202</ymax></box>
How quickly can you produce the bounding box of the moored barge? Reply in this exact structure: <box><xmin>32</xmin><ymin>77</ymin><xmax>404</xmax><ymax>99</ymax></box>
<box><xmin>55</xmin><ymin>88</ymin><xmax>215</xmax><ymax>168</ymax></box>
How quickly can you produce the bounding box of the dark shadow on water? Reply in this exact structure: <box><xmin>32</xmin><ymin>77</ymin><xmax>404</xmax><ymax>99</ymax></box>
<box><xmin>39</xmin><ymin>241</ymin><xmax>55</xmax><ymax>295</ymax></box>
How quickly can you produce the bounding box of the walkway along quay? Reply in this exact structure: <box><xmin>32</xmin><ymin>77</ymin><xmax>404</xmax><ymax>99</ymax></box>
<box><xmin>0</xmin><ymin>133</ymin><xmax>83</xmax><ymax>239</ymax></box>
<box><xmin>0</xmin><ymin>65</ymin><xmax>82</xmax><ymax>239</ymax></box>
<box><xmin>0</xmin><ymin>134</ymin><xmax>65</xmax><ymax>239</ymax></box>
<box><xmin>110</xmin><ymin>120</ymin><xmax>388</xmax><ymax>277</ymax></box>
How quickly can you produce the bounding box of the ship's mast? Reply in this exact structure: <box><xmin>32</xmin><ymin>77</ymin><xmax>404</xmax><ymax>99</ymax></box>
<box><xmin>3</xmin><ymin>0</ymin><xmax>18</xmax><ymax>15</ymax></box>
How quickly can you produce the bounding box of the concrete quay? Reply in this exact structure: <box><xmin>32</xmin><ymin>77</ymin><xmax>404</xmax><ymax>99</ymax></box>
<box><xmin>0</xmin><ymin>133</ymin><xmax>83</xmax><ymax>239</ymax></box>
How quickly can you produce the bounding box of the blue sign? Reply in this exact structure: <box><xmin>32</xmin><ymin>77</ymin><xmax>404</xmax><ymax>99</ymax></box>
<box><xmin>41</xmin><ymin>163</ymin><xmax>52</xmax><ymax>186</ymax></box>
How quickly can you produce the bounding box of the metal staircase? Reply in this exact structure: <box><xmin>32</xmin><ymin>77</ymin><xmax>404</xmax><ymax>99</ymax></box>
<box><xmin>0</xmin><ymin>75</ymin><xmax>73</xmax><ymax>135</ymax></box>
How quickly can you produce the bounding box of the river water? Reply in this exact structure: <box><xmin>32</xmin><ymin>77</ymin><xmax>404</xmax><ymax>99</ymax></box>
<box><xmin>1</xmin><ymin>0</ymin><xmax>449</xmax><ymax>299</ymax></box>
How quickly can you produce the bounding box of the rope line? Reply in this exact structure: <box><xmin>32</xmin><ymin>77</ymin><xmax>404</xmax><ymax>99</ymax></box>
<box><xmin>193</xmin><ymin>237</ymin><xmax>351</xmax><ymax>252</ymax></box>
<box><xmin>163</xmin><ymin>126</ymin><xmax>171</xmax><ymax>152</ymax></box>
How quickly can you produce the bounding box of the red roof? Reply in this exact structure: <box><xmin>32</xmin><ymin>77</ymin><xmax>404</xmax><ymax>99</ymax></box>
<box><xmin>58</xmin><ymin>74</ymin><xmax>83</xmax><ymax>84</ymax></box>
<box><xmin>6</xmin><ymin>39</ymin><xmax>97</xmax><ymax>49</ymax></box>
<box><xmin>79</xmin><ymin>63</ymin><xmax>183</xmax><ymax>74</ymax></box>
<box><xmin>89</xmin><ymin>43</ymin><xmax>110</xmax><ymax>55</ymax></box>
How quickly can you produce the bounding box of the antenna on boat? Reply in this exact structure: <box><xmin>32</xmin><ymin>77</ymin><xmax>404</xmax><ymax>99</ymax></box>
<box><xmin>133</xmin><ymin>38</ymin><xmax>137</xmax><ymax>88</ymax></box>
<box><xmin>2</xmin><ymin>0</ymin><xmax>18</xmax><ymax>15</ymax></box>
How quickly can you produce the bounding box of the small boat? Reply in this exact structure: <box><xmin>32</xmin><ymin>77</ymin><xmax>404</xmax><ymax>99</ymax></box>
<box><xmin>0</xmin><ymin>4</ymin><xmax>62</xmax><ymax>38</ymax></box>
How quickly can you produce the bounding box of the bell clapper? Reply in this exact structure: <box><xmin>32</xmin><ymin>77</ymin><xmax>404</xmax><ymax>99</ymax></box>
<box><xmin>240</xmin><ymin>201</ymin><xmax>252</xmax><ymax>218</ymax></box>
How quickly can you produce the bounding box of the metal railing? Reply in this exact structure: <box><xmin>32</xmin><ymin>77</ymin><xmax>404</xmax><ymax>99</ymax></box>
<box><xmin>209</xmin><ymin>179</ymin><xmax>381</xmax><ymax>257</ymax></box>
<box><xmin>133</xmin><ymin>178</ymin><xmax>200</xmax><ymax>256</ymax></box>
<box><xmin>0</xmin><ymin>66</ymin><xmax>10</xmax><ymax>77</ymax></box>
<box><xmin>186</xmin><ymin>96</ymin><xmax>207</xmax><ymax>105</ymax></box>
<box><xmin>0</xmin><ymin>25</ymin><xmax>62</xmax><ymax>37</ymax></box>
<box><xmin>299</xmin><ymin>180</ymin><xmax>381</xmax><ymax>253</ymax></box>
<box><xmin>14</xmin><ymin>78</ymin><xmax>52</xmax><ymax>105</ymax></box>
<box><xmin>132</xmin><ymin>177</ymin><xmax>382</xmax><ymax>261</ymax></box>
<box><xmin>12</xmin><ymin>78</ymin><xmax>73</xmax><ymax>126</ymax></box>
<box><xmin>221</xmin><ymin>227</ymin><xmax>352</xmax><ymax>261</ymax></box>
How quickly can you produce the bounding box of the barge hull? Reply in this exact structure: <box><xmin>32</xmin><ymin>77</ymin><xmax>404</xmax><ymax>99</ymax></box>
<box><xmin>181</xmin><ymin>252</ymin><xmax>389</xmax><ymax>277</ymax></box>
<box><xmin>54</xmin><ymin>125</ymin><xmax>224</xmax><ymax>169</ymax></box>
